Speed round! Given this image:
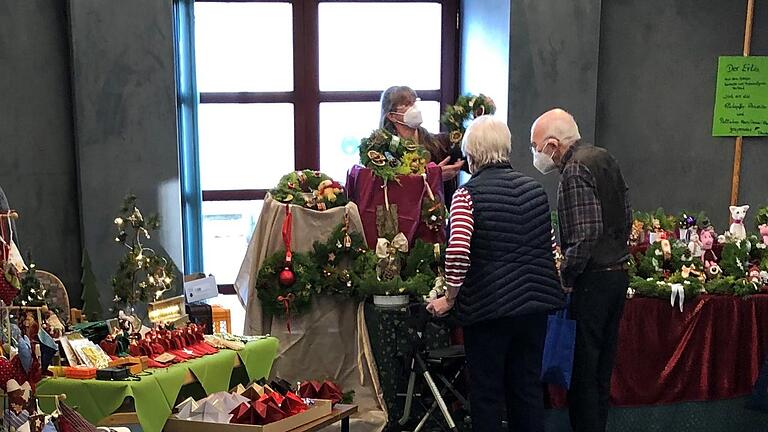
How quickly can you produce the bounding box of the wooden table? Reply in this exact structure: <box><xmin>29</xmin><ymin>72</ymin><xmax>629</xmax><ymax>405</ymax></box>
<box><xmin>289</xmin><ymin>404</ymin><xmax>358</xmax><ymax>432</ymax></box>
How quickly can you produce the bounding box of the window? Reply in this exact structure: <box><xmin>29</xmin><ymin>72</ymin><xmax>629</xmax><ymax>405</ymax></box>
<box><xmin>182</xmin><ymin>0</ymin><xmax>459</xmax><ymax>290</ymax></box>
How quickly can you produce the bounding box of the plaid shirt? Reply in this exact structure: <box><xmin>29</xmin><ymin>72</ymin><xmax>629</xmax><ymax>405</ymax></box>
<box><xmin>557</xmin><ymin>143</ymin><xmax>631</xmax><ymax>288</ymax></box>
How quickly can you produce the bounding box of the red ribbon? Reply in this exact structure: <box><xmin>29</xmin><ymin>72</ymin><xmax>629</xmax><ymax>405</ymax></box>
<box><xmin>282</xmin><ymin>205</ymin><xmax>293</xmax><ymax>264</ymax></box>
<box><xmin>277</xmin><ymin>293</ymin><xmax>295</xmax><ymax>334</ymax></box>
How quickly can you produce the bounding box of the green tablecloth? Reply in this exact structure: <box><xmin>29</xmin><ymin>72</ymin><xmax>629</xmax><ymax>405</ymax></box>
<box><xmin>37</xmin><ymin>337</ymin><xmax>279</xmax><ymax>432</ymax></box>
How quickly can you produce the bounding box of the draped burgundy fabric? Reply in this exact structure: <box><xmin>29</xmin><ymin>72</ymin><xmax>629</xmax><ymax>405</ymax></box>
<box><xmin>346</xmin><ymin>165</ymin><xmax>445</xmax><ymax>248</ymax></box>
<box><xmin>549</xmin><ymin>294</ymin><xmax>768</xmax><ymax>407</ymax></box>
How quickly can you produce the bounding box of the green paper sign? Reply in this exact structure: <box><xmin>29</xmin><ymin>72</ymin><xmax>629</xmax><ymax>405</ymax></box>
<box><xmin>712</xmin><ymin>56</ymin><xmax>768</xmax><ymax>136</ymax></box>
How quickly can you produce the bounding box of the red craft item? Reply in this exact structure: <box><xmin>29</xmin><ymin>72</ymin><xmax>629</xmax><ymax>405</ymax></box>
<box><xmin>267</xmin><ymin>390</ymin><xmax>284</xmax><ymax>406</ymax></box>
<box><xmin>280</xmin><ymin>392</ymin><xmax>308</xmax><ymax>416</ymax></box>
<box><xmin>263</xmin><ymin>401</ymin><xmax>287</xmax><ymax>424</ymax></box>
<box><xmin>56</xmin><ymin>403</ymin><xmax>99</xmax><ymax>432</ymax></box>
<box><xmin>299</xmin><ymin>380</ymin><xmax>343</xmax><ymax>405</ymax></box>
<box><xmin>230</xmin><ymin>402</ymin><xmax>258</xmax><ymax>425</ymax></box>
<box><xmin>299</xmin><ymin>380</ymin><xmax>322</xmax><ymax>397</ymax></box>
<box><xmin>0</xmin><ymin>275</ymin><xmax>17</xmax><ymax>306</ymax></box>
<box><xmin>99</xmin><ymin>338</ymin><xmax>117</xmax><ymax>357</ymax></box>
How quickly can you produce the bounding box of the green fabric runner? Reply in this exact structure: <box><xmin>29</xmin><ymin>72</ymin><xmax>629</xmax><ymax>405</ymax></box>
<box><xmin>37</xmin><ymin>337</ymin><xmax>279</xmax><ymax>432</ymax></box>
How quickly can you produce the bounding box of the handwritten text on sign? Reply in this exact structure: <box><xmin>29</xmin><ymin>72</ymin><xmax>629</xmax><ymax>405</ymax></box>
<box><xmin>712</xmin><ymin>56</ymin><xmax>768</xmax><ymax>137</ymax></box>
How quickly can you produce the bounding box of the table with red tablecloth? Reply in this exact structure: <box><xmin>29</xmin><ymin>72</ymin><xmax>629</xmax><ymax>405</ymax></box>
<box><xmin>549</xmin><ymin>294</ymin><xmax>768</xmax><ymax>407</ymax></box>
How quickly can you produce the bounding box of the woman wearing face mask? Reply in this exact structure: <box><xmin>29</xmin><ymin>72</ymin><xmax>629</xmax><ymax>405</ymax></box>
<box><xmin>380</xmin><ymin>86</ymin><xmax>467</xmax><ymax>203</ymax></box>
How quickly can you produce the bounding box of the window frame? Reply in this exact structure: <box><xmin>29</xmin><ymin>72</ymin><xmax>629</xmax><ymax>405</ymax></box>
<box><xmin>187</xmin><ymin>0</ymin><xmax>460</xmax><ymax>293</ymax></box>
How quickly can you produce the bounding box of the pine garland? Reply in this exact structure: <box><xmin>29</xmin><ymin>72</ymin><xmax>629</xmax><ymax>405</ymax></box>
<box><xmin>720</xmin><ymin>241</ymin><xmax>750</xmax><ymax>278</ymax></box>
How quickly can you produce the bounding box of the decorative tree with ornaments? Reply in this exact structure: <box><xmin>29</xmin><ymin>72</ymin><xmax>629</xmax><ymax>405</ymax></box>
<box><xmin>15</xmin><ymin>253</ymin><xmax>49</xmax><ymax>307</ymax></box>
<box><xmin>111</xmin><ymin>194</ymin><xmax>176</xmax><ymax>312</ymax></box>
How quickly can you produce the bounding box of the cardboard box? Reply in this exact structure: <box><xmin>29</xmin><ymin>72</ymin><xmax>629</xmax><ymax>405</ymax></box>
<box><xmin>164</xmin><ymin>399</ymin><xmax>332</xmax><ymax>432</ymax></box>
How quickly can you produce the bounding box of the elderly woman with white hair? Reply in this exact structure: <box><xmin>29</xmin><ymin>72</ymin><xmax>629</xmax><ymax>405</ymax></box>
<box><xmin>427</xmin><ymin>115</ymin><xmax>564</xmax><ymax>432</ymax></box>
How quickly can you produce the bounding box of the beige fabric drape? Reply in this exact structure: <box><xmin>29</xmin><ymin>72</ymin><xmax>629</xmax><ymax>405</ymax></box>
<box><xmin>234</xmin><ymin>194</ymin><xmax>387</xmax><ymax>431</ymax></box>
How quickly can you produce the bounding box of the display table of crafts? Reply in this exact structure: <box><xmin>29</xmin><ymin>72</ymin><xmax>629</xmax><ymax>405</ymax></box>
<box><xmin>549</xmin><ymin>294</ymin><xmax>768</xmax><ymax>407</ymax></box>
<box><xmin>36</xmin><ymin>337</ymin><xmax>279</xmax><ymax>432</ymax></box>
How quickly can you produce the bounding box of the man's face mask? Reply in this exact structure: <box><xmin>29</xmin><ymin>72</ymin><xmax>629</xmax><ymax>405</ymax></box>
<box><xmin>532</xmin><ymin>142</ymin><xmax>558</xmax><ymax>175</ymax></box>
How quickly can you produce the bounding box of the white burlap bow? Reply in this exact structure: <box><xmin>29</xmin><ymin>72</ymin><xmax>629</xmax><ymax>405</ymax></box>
<box><xmin>376</xmin><ymin>232</ymin><xmax>409</xmax><ymax>258</ymax></box>
<box><xmin>6</xmin><ymin>379</ymin><xmax>32</xmax><ymax>401</ymax></box>
<box><xmin>670</xmin><ymin>283</ymin><xmax>685</xmax><ymax>312</ymax></box>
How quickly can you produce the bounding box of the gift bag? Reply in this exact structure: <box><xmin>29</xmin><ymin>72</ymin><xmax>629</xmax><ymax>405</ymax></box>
<box><xmin>540</xmin><ymin>295</ymin><xmax>576</xmax><ymax>389</ymax></box>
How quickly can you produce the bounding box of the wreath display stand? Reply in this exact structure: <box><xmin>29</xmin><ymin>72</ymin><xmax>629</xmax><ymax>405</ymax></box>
<box><xmin>234</xmin><ymin>193</ymin><xmax>388</xmax><ymax>431</ymax></box>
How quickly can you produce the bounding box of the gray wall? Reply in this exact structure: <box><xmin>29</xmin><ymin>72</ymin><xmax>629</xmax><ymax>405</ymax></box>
<box><xmin>68</xmin><ymin>0</ymin><xmax>183</xmax><ymax>313</ymax></box>
<box><xmin>507</xmin><ymin>0</ymin><xmax>603</xmax><ymax>206</ymax></box>
<box><xmin>0</xmin><ymin>1</ymin><xmax>82</xmax><ymax>302</ymax></box>
<box><xmin>503</xmin><ymin>0</ymin><xmax>767</xmax><ymax>231</ymax></box>
<box><xmin>596</xmin><ymin>0</ymin><xmax>768</xmax><ymax>230</ymax></box>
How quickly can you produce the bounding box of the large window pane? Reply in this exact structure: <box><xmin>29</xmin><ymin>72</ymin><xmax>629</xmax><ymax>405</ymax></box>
<box><xmin>195</xmin><ymin>3</ymin><xmax>293</xmax><ymax>92</ymax></box>
<box><xmin>202</xmin><ymin>200</ymin><xmax>264</xmax><ymax>285</ymax></box>
<box><xmin>319</xmin><ymin>101</ymin><xmax>440</xmax><ymax>182</ymax></box>
<box><xmin>319</xmin><ymin>3</ymin><xmax>442</xmax><ymax>91</ymax></box>
<box><xmin>199</xmin><ymin>103</ymin><xmax>294</xmax><ymax>190</ymax></box>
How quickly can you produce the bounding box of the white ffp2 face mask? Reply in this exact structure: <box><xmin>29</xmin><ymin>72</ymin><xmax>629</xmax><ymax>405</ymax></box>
<box><xmin>532</xmin><ymin>146</ymin><xmax>557</xmax><ymax>174</ymax></box>
<box><xmin>393</xmin><ymin>104</ymin><xmax>423</xmax><ymax>129</ymax></box>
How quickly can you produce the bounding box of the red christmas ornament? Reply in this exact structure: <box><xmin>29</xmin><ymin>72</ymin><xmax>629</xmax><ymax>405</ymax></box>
<box><xmin>278</xmin><ymin>266</ymin><xmax>295</xmax><ymax>287</ymax></box>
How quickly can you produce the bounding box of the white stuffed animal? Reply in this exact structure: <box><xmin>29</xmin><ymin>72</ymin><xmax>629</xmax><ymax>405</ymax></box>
<box><xmin>729</xmin><ymin>205</ymin><xmax>750</xmax><ymax>241</ymax></box>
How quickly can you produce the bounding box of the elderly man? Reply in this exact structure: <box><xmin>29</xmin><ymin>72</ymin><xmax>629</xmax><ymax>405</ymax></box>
<box><xmin>428</xmin><ymin>115</ymin><xmax>564</xmax><ymax>432</ymax></box>
<box><xmin>530</xmin><ymin>109</ymin><xmax>632</xmax><ymax>432</ymax></box>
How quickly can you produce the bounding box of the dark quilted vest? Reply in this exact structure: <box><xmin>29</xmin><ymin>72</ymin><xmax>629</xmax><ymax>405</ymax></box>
<box><xmin>456</xmin><ymin>163</ymin><xmax>565</xmax><ymax>325</ymax></box>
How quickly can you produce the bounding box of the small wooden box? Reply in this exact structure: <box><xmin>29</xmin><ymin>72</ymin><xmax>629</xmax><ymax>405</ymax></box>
<box><xmin>211</xmin><ymin>305</ymin><xmax>231</xmax><ymax>334</ymax></box>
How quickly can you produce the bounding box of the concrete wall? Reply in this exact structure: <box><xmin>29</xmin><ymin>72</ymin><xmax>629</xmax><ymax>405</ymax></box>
<box><xmin>502</xmin><ymin>0</ymin><xmax>767</xmax><ymax>230</ymax></box>
<box><xmin>68</xmin><ymin>0</ymin><xmax>183</xmax><ymax>313</ymax></box>
<box><xmin>0</xmin><ymin>1</ymin><xmax>82</xmax><ymax>302</ymax></box>
<box><xmin>596</xmin><ymin>0</ymin><xmax>768</xmax><ymax>229</ymax></box>
<box><xmin>506</xmin><ymin>0</ymin><xmax>603</xmax><ymax>207</ymax></box>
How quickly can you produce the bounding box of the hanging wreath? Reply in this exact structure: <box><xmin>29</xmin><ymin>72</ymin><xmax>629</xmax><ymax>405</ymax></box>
<box><xmin>270</xmin><ymin>170</ymin><xmax>348</xmax><ymax>210</ymax></box>
<box><xmin>359</xmin><ymin>128</ymin><xmax>428</xmax><ymax>182</ymax></box>
<box><xmin>440</xmin><ymin>94</ymin><xmax>497</xmax><ymax>145</ymax></box>
<box><xmin>310</xmin><ymin>222</ymin><xmax>367</xmax><ymax>297</ymax></box>
<box><xmin>256</xmin><ymin>251</ymin><xmax>319</xmax><ymax>318</ymax></box>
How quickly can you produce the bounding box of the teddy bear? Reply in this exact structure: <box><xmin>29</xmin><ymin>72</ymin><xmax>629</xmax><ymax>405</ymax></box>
<box><xmin>688</xmin><ymin>231</ymin><xmax>703</xmax><ymax>259</ymax></box>
<box><xmin>729</xmin><ymin>205</ymin><xmax>750</xmax><ymax>241</ymax></box>
<box><xmin>700</xmin><ymin>229</ymin><xmax>721</xmax><ymax>278</ymax></box>
<box><xmin>759</xmin><ymin>224</ymin><xmax>768</xmax><ymax>246</ymax></box>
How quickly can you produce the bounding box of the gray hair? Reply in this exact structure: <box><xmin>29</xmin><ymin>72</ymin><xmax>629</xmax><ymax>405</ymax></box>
<box><xmin>379</xmin><ymin>86</ymin><xmax>417</xmax><ymax>132</ymax></box>
<box><xmin>461</xmin><ymin>115</ymin><xmax>511</xmax><ymax>171</ymax></box>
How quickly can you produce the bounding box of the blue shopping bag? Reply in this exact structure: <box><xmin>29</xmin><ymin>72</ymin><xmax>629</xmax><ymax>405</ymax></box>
<box><xmin>540</xmin><ymin>295</ymin><xmax>576</xmax><ymax>389</ymax></box>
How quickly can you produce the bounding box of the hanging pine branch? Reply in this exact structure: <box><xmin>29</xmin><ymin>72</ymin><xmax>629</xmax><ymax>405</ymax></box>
<box><xmin>111</xmin><ymin>194</ymin><xmax>176</xmax><ymax>310</ymax></box>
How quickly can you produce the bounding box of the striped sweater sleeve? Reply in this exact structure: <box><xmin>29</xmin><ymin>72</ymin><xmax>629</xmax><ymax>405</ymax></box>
<box><xmin>444</xmin><ymin>188</ymin><xmax>474</xmax><ymax>301</ymax></box>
